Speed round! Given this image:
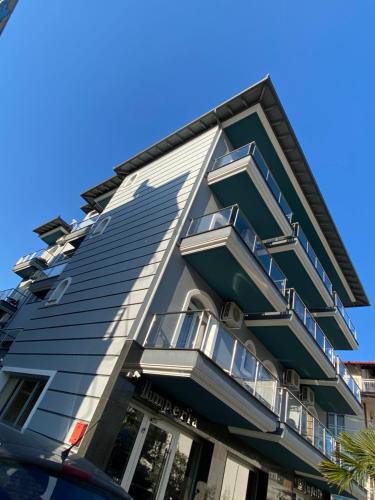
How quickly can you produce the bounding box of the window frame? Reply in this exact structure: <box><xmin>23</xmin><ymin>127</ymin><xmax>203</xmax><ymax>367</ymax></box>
<box><xmin>44</xmin><ymin>277</ymin><xmax>72</xmax><ymax>306</ymax></box>
<box><xmin>0</xmin><ymin>368</ymin><xmax>55</xmax><ymax>432</ymax></box>
<box><xmin>89</xmin><ymin>215</ymin><xmax>111</xmax><ymax>238</ymax></box>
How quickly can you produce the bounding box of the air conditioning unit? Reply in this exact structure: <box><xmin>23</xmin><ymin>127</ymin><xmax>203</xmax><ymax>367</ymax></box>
<box><xmin>301</xmin><ymin>386</ymin><xmax>315</xmax><ymax>406</ymax></box>
<box><xmin>284</xmin><ymin>369</ymin><xmax>300</xmax><ymax>391</ymax></box>
<box><xmin>221</xmin><ymin>302</ymin><xmax>244</xmax><ymax>329</ymax></box>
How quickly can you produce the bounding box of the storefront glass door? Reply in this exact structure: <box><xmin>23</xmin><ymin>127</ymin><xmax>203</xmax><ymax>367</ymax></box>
<box><xmin>110</xmin><ymin>405</ymin><xmax>199</xmax><ymax>500</ymax></box>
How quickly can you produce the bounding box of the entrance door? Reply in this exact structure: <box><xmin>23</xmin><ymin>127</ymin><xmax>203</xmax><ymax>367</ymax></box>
<box><xmin>120</xmin><ymin>413</ymin><xmax>199</xmax><ymax>500</ymax></box>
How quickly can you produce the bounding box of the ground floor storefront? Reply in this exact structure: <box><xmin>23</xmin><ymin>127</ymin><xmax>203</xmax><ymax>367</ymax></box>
<box><xmin>102</xmin><ymin>378</ymin><xmax>329</xmax><ymax>500</ymax></box>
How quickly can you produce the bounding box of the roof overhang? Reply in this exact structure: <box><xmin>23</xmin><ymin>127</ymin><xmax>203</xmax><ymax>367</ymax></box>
<box><xmin>33</xmin><ymin>216</ymin><xmax>71</xmax><ymax>236</ymax></box>
<box><xmin>113</xmin><ymin>75</ymin><xmax>368</xmax><ymax>307</ymax></box>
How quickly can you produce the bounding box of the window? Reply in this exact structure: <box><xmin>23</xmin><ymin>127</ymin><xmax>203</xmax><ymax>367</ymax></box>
<box><xmin>89</xmin><ymin>216</ymin><xmax>111</xmax><ymax>238</ymax></box>
<box><xmin>328</xmin><ymin>413</ymin><xmax>345</xmax><ymax>437</ymax></box>
<box><xmin>0</xmin><ymin>376</ymin><xmax>46</xmax><ymax>428</ymax></box>
<box><xmin>45</xmin><ymin>277</ymin><xmax>72</xmax><ymax>306</ymax></box>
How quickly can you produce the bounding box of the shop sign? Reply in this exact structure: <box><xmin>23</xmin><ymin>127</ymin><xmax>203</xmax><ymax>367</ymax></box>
<box><xmin>294</xmin><ymin>477</ymin><xmax>324</xmax><ymax>499</ymax></box>
<box><xmin>139</xmin><ymin>380</ymin><xmax>198</xmax><ymax>428</ymax></box>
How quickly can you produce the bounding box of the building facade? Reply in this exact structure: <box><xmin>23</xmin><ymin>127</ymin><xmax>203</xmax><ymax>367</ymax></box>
<box><xmin>0</xmin><ymin>77</ymin><xmax>369</xmax><ymax>499</ymax></box>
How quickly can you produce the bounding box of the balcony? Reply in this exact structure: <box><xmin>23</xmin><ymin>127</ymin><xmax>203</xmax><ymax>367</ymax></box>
<box><xmin>62</xmin><ymin>214</ymin><xmax>99</xmax><ymax>246</ymax></box>
<box><xmin>12</xmin><ymin>249</ymin><xmax>52</xmax><ymax>279</ymax></box>
<box><xmin>312</xmin><ymin>292</ymin><xmax>358</xmax><ymax>350</ymax></box>
<box><xmin>125</xmin><ymin>310</ymin><xmax>280</xmax><ymax>432</ymax></box>
<box><xmin>246</xmin><ymin>289</ymin><xmax>362</xmax><ymax>416</ymax></box>
<box><xmin>180</xmin><ymin>205</ymin><xmax>287</xmax><ymax>314</ymax></box>
<box><xmin>246</xmin><ymin>289</ymin><xmax>336</xmax><ymax>380</ymax></box>
<box><xmin>265</xmin><ymin>223</ymin><xmax>334</xmax><ymax>310</ymax></box>
<box><xmin>362</xmin><ymin>380</ymin><xmax>375</xmax><ymax>393</ymax></box>
<box><xmin>304</xmin><ymin>357</ymin><xmax>362</xmax><ymax>416</ymax></box>
<box><xmin>0</xmin><ymin>288</ymin><xmax>26</xmax><ymax>316</ymax></box>
<box><xmin>29</xmin><ymin>261</ymin><xmax>69</xmax><ymax>297</ymax></box>
<box><xmin>207</xmin><ymin>142</ymin><xmax>293</xmax><ymax>239</ymax></box>
<box><xmin>0</xmin><ymin>329</ymin><xmax>22</xmax><ymax>365</ymax></box>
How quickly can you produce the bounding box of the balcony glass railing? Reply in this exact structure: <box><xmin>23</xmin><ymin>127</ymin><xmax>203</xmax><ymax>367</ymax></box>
<box><xmin>71</xmin><ymin>215</ymin><xmax>99</xmax><ymax>232</ymax></box>
<box><xmin>0</xmin><ymin>288</ymin><xmax>26</xmax><ymax>305</ymax></box>
<box><xmin>293</xmin><ymin>223</ymin><xmax>334</xmax><ymax>296</ymax></box>
<box><xmin>144</xmin><ymin>310</ymin><xmax>280</xmax><ymax>414</ymax></box>
<box><xmin>362</xmin><ymin>379</ymin><xmax>375</xmax><ymax>393</ymax></box>
<box><xmin>282</xmin><ymin>388</ymin><xmax>336</xmax><ymax>461</ymax></box>
<box><xmin>336</xmin><ymin>359</ymin><xmax>361</xmax><ymax>403</ymax></box>
<box><xmin>288</xmin><ymin>289</ymin><xmax>335</xmax><ymax>366</ymax></box>
<box><xmin>211</xmin><ymin>142</ymin><xmax>293</xmax><ymax>223</ymax></box>
<box><xmin>186</xmin><ymin>205</ymin><xmax>287</xmax><ymax>297</ymax></box>
<box><xmin>15</xmin><ymin>248</ymin><xmax>52</xmax><ymax>266</ymax></box>
<box><xmin>334</xmin><ymin>293</ymin><xmax>358</xmax><ymax>341</ymax></box>
<box><xmin>33</xmin><ymin>261</ymin><xmax>68</xmax><ymax>280</ymax></box>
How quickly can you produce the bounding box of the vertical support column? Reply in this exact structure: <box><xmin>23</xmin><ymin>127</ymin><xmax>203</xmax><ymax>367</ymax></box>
<box><xmin>205</xmin><ymin>442</ymin><xmax>228</xmax><ymax>500</ymax></box>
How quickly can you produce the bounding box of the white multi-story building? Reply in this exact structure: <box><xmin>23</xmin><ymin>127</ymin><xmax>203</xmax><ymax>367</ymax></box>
<box><xmin>0</xmin><ymin>77</ymin><xmax>369</xmax><ymax>499</ymax></box>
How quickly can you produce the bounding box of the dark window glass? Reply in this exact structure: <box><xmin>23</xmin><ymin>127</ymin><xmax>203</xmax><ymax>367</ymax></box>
<box><xmin>105</xmin><ymin>406</ymin><xmax>144</xmax><ymax>484</ymax></box>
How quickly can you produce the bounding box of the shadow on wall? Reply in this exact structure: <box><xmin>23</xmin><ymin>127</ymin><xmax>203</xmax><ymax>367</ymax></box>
<box><xmin>3</xmin><ymin>171</ymin><xmax>190</xmax><ymax>445</ymax></box>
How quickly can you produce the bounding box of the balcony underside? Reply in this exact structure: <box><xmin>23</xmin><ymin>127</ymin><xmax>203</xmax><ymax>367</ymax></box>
<box><xmin>29</xmin><ymin>276</ymin><xmax>58</xmax><ymax>295</ymax></box>
<box><xmin>180</xmin><ymin>226</ymin><xmax>286</xmax><ymax>314</ymax></box>
<box><xmin>302</xmin><ymin>379</ymin><xmax>363</xmax><ymax>416</ymax></box>
<box><xmin>228</xmin><ymin>426</ymin><xmax>365</xmax><ymax>500</ymax></box>
<box><xmin>312</xmin><ymin>311</ymin><xmax>358</xmax><ymax>350</ymax></box>
<box><xmin>246</xmin><ymin>315</ymin><xmax>336</xmax><ymax>379</ymax></box>
<box><xmin>125</xmin><ymin>346</ymin><xmax>278</xmax><ymax>433</ymax></box>
<box><xmin>266</xmin><ymin>240</ymin><xmax>333</xmax><ymax>310</ymax></box>
<box><xmin>207</xmin><ymin>157</ymin><xmax>292</xmax><ymax>240</ymax></box>
<box><xmin>12</xmin><ymin>257</ymin><xmax>47</xmax><ymax>279</ymax></box>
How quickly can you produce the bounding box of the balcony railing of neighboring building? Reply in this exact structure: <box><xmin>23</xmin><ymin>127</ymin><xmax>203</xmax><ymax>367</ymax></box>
<box><xmin>334</xmin><ymin>292</ymin><xmax>358</xmax><ymax>341</ymax></box>
<box><xmin>186</xmin><ymin>205</ymin><xmax>288</xmax><ymax>297</ymax></box>
<box><xmin>70</xmin><ymin>214</ymin><xmax>99</xmax><ymax>232</ymax></box>
<box><xmin>211</xmin><ymin>142</ymin><xmax>294</xmax><ymax>223</ymax></box>
<box><xmin>0</xmin><ymin>288</ymin><xmax>26</xmax><ymax>307</ymax></box>
<box><xmin>281</xmin><ymin>388</ymin><xmax>337</xmax><ymax>462</ymax></box>
<box><xmin>211</xmin><ymin>142</ymin><xmax>358</xmax><ymax>344</ymax></box>
<box><xmin>362</xmin><ymin>380</ymin><xmax>375</xmax><ymax>393</ymax></box>
<box><xmin>144</xmin><ymin>310</ymin><xmax>281</xmax><ymax>414</ymax></box>
<box><xmin>336</xmin><ymin>359</ymin><xmax>361</xmax><ymax>403</ymax></box>
<box><xmin>292</xmin><ymin>223</ymin><xmax>334</xmax><ymax>297</ymax></box>
<box><xmin>14</xmin><ymin>248</ymin><xmax>53</xmax><ymax>266</ymax></box>
<box><xmin>287</xmin><ymin>289</ymin><xmax>336</xmax><ymax>366</ymax></box>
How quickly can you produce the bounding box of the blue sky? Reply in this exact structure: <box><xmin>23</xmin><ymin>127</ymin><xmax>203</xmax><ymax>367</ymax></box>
<box><xmin>0</xmin><ymin>1</ymin><xmax>374</xmax><ymax>360</ymax></box>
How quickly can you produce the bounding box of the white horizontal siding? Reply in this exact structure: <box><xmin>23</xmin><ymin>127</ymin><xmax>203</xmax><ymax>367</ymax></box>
<box><xmin>4</xmin><ymin>126</ymin><xmax>218</xmax><ymax>444</ymax></box>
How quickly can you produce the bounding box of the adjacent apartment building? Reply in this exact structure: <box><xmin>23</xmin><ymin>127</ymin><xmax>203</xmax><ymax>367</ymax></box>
<box><xmin>0</xmin><ymin>77</ymin><xmax>369</xmax><ymax>500</ymax></box>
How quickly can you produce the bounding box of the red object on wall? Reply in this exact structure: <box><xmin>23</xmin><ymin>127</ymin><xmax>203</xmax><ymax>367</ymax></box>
<box><xmin>69</xmin><ymin>422</ymin><xmax>88</xmax><ymax>445</ymax></box>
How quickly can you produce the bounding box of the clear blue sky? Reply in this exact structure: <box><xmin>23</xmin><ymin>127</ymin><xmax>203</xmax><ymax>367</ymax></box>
<box><xmin>0</xmin><ymin>1</ymin><xmax>373</xmax><ymax>360</ymax></box>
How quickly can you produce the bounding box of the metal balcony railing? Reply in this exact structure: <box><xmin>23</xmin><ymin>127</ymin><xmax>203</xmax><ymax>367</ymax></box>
<box><xmin>336</xmin><ymin>360</ymin><xmax>361</xmax><ymax>403</ymax></box>
<box><xmin>144</xmin><ymin>310</ymin><xmax>280</xmax><ymax>414</ymax></box>
<box><xmin>292</xmin><ymin>223</ymin><xmax>334</xmax><ymax>297</ymax></box>
<box><xmin>281</xmin><ymin>388</ymin><xmax>337</xmax><ymax>461</ymax></box>
<box><xmin>362</xmin><ymin>379</ymin><xmax>375</xmax><ymax>393</ymax></box>
<box><xmin>0</xmin><ymin>288</ymin><xmax>26</xmax><ymax>306</ymax></box>
<box><xmin>14</xmin><ymin>248</ymin><xmax>52</xmax><ymax>266</ymax></box>
<box><xmin>334</xmin><ymin>292</ymin><xmax>358</xmax><ymax>341</ymax></box>
<box><xmin>288</xmin><ymin>289</ymin><xmax>335</xmax><ymax>366</ymax></box>
<box><xmin>71</xmin><ymin>214</ymin><xmax>99</xmax><ymax>232</ymax></box>
<box><xmin>186</xmin><ymin>205</ymin><xmax>288</xmax><ymax>297</ymax></box>
<box><xmin>211</xmin><ymin>142</ymin><xmax>293</xmax><ymax>223</ymax></box>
